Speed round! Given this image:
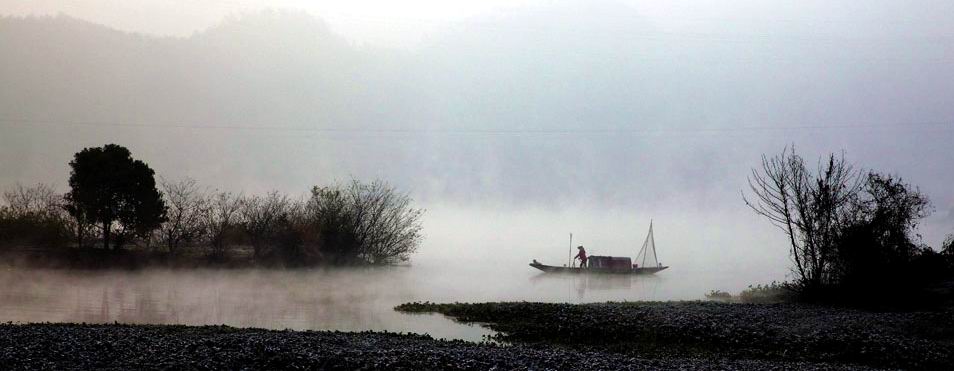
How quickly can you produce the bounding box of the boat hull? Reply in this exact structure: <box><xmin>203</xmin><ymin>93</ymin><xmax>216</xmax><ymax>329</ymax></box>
<box><xmin>529</xmin><ymin>261</ymin><xmax>667</xmax><ymax>275</ymax></box>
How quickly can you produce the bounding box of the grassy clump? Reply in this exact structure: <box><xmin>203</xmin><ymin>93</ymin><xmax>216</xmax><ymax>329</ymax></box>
<box><xmin>704</xmin><ymin>290</ymin><xmax>732</xmax><ymax>301</ymax></box>
<box><xmin>739</xmin><ymin>282</ymin><xmax>793</xmax><ymax>303</ymax></box>
<box><xmin>705</xmin><ymin>282</ymin><xmax>794</xmax><ymax>303</ymax></box>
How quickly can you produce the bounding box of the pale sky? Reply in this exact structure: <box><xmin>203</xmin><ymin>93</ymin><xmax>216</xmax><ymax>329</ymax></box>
<box><xmin>0</xmin><ymin>0</ymin><xmax>551</xmax><ymax>47</ymax></box>
<box><xmin>1</xmin><ymin>0</ymin><xmax>953</xmax><ymax>247</ymax></box>
<box><xmin>5</xmin><ymin>0</ymin><xmax>950</xmax><ymax>48</ymax></box>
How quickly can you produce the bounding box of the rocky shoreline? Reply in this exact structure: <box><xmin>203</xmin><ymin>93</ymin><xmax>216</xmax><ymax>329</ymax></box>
<box><xmin>1</xmin><ymin>322</ymin><xmax>872</xmax><ymax>370</ymax></box>
<box><xmin>1</xmin><ymin>301</ymin><xmax>951</xmax><ymax>370</ymax></box>
<box><xmin>396</xmin><ymin>301</ymin><xmax>954</xmax><ymax>370</ymax></box>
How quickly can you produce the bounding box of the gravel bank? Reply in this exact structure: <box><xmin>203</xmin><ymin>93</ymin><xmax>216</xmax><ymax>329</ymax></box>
<box><xmin>0</xmin><ymin>323</ymin><xmax>869</xmax><ymax>370</ymax></box>
<box><xmin>396</xmin><ymin>301</ymin><xmax>954</xmax><ymax>370</ymax></box>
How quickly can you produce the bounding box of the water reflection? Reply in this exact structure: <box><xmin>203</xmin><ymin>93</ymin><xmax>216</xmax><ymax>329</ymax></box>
<box><xmin>0</xmin><ymin>259</ymin><xmax>756</xmax><ymax>342</ymax></box>
<box><xmin>0</xmin><ymin>267</ymin><xmax>495</xmax><ymax>342</ymax></box>
<box><xmin>528</xmin><ymin>272</ymin><xmax>663</xmax><ymax>302</ymax></box>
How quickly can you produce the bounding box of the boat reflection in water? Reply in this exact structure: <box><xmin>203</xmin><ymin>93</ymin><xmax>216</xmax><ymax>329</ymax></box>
<box><xmin>528</xmin><ymin>271</ymin><xmax>663</xmax><ymax>302</ymax></box>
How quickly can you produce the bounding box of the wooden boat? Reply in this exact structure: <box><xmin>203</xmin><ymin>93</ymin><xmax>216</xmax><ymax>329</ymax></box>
<box><xmin>529</xmin><ymin>260</ymin><xmax>668</xmax><ymax>274</ymax></box>
<box><xmin>530</xmin><ymin>221</ymin><xmax>668</xmax><ymax>275</ymax></box>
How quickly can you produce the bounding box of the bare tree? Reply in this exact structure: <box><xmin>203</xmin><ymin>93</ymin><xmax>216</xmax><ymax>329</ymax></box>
<box><xmin>159</xmin><ymin>178</ymin><xmax>207</xmax><ymax>255</ymax></box>
<box><xmin>240</xmin><ymin>191</ymin><xmax>293</xmax><ymax>259</ymax></box>
<box><xmin>2</xmin><ymin>183</ymin><xmax>63</xmax><ymax>217</ymax></box>
<box><xmin>305</xmin><ymin>179</ymin><xmax>423</xmax><ymax>265</ymax></box>
<box><xmin>306</xmin><ymin>185</ymin><xmax>358</xmax><ymax>264</ymax></box>
<box><xmin>0</xmin><ymin>183</ymin><xmax>75</xmax><ymax>248</ymax></box>
<box><xmin>743</xmin><ymin>147</ymin><xmax>862</xmax><ymax>288</ymax></box>
<box><xmin>347</xmin><ymin>180</ymin><xmax>423</xmax><ymax>264</ymax></box>
<box><xmin>202</xmin><ymin>191</ymin><xmax>243</xmax><ymax>259</ymax></box>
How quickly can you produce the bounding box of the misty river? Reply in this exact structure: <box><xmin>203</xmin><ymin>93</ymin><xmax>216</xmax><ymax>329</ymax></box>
<box><xmin>0</xmin><ymin>208</ymin><xmax>789</xmax><ymax>341</ymax></box>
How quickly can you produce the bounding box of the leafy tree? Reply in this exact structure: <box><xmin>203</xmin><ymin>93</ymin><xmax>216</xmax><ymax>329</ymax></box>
<box><xmin>65</xmin><ymin>144</ymin><xmax>167</xmax><ymax>250</ymax></box>
<box><xmin>944</xmin><ymin>234</ymin><xmax>954</xmax><ymax>257</ymax></box>
<box><xmin>833</xmin><ymin>173</ymin><xmax>933</xmax><ymax>288</ymax></box>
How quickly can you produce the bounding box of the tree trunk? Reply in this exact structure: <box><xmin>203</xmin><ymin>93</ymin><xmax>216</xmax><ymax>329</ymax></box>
<box><xmin>103</xmin><ymin>220</ymin><xmax>110</xmax><ymax>250</ymax></box>
<box><xmin>76</xmin><ymin>222</ymin><xmax>84</xmax><ymax>249</ymax></box>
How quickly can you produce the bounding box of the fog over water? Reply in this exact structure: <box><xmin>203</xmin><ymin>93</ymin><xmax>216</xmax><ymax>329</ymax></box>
<box><xmin>0</xmin><ymin>207</ymin><xmax>785</xmax><ymax>340</ymax></box>
<box><xmin>1</xmin><ymin>0</ymin><xmax>953</xmax><ymax>339</ymax></box>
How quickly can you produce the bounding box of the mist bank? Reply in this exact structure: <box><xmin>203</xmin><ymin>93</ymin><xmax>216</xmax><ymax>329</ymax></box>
<box><xmin>1</xmin><ymin>8</ymin><xmax>952</xmax><ymax>223</ymax></box>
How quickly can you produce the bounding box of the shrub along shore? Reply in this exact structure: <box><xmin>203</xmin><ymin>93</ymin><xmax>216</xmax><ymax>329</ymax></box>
<box><xmin>0</xmin><ymin>178</ymin><xmax>423</xmax><ymax>268</ymax></box>
<box><xmin>2</xmin><ymin>184</ymin><xmax>426</xmax><ymax>270</ymax></box>
<box><xmin>0</xmin><ymin>144</ymin><xmax>424</xmax><ymax>268</ymax></box>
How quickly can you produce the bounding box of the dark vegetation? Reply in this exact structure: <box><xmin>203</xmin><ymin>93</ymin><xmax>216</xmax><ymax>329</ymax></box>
<box><xmin>743</xmin><ymin>147</ymin><xmax>954</xmax><ymax>308</ymax></box>
<box><xmin>0</xmin><ymin>144</ymin><xmax>423</xmax><ymax>268</ymax></box>
<box><xmin>396</xmin><ymin>301</ymin><xmax>954</xmax><ymax>370</ymax></box>
<box><xmin>65</xmin><ymin>144</ymin><xmax>168</xmax><ymax>250</ymax></box>
<box><xmin>705</xmin><ymin>282</ymin><xmax>793</xmax><ymax>304</ymax></box>
<box><xmin>0</xmin><ymin>323</ymin><xmax>879</xmax><ymax>370</ymax></box>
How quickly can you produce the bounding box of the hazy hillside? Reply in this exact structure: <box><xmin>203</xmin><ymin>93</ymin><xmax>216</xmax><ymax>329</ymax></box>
<box><xmin>0</xmin><ymin>12</ymin><xmax>433</xmax><ymax>197</ymax></box>
<box><xmin>1</xmin><ymin>7</ymin><xmax>952</xmax><ymax>232</ymax></box>
<box><xmin>0</xmin><ymin>12</ymin><xmax>424</xmax><ymax>128</ymax></box>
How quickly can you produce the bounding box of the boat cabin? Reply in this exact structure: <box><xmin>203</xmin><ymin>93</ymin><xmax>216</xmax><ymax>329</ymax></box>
<box><xmin>587</xmin><ymin>256</ymin><xmax>632</xmax><ymax>271</ymax></box>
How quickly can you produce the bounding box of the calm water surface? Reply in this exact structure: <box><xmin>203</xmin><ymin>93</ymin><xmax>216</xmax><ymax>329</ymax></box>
<box><xmin>0</xmin><ymin>208</ymin><xmax>790</xmax><ymax>341</ymax></box>
<box><xmin>0</xmin><ymin>261</ymin><xmax>765</xmax><ymax>342</ymax></box>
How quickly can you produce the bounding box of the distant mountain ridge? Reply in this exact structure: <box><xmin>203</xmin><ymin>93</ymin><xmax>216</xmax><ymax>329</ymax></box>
<box><xmin>0</xmin><ymin>12</ymin><xmax>410</xmax><ymax>128</ymax></box>
<box><xmin>1</xmin><ymin>9</ymin><xmax>952</xmax><ymax>226</ymax></box>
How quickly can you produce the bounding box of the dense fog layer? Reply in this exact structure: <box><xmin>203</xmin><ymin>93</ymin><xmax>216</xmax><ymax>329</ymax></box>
<box><xmin>1</xmin><ymin>1</ymin><xmax>953</xmax><ymax>263</ymax></box>
<box><xmin>3</xmin><ymin>2</ymin><xmax>952</xmax><ymax>337</ymax></box>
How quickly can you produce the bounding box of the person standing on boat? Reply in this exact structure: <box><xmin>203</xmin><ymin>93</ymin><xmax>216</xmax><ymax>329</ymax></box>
<box><xmin>574</xmin><ymin>245</ymin><xmax>588</xmax><ymax>268</ymax></box>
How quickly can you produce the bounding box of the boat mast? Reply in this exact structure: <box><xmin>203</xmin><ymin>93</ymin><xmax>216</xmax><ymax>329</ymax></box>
<box><xmin>648</xmin><ymin>220</ymin><xmax>657</xmax><ymax>267</ymax></box>
<box><xmin>568</xmin><ymin>233</ymin><xmax>573</xmax><ymax>267</ymax></box>
<box><xmin>636</xmin><ymin>220</ymin><xmax>657</xmax><ymax>268</ymax></box>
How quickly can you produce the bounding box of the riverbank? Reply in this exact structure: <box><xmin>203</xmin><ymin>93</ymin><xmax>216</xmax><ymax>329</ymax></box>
<box><xmin>0</xmin><ymin>247</ymin><xmax>353</xmax><ymax>270</ymax></box>
<box><xmin>2</xmin><ymin>299</ymin><xmax>951</xmax><ymax>369</ymax></box>
<box><xmin>0</xmin><ymin>323</ymin><xmax>871</xmax><ymax>370</ymax></box>
<box><xmin>396</xmin><ymin>301</ymin><xmax>954</xmax><ymax>370</ymax></box>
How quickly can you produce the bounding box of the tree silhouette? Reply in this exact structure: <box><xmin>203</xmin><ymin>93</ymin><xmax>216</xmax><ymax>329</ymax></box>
<box><xmin>65</xmin><ymin>144</ymin><xmax>167</xmax><ymax>250</ymax></box>
<box><xmin>743</xmin><ymin>147</ymin><xmax>863</xmax><ymax>289</ymax></box>
<box><xmin>202</xmin><ymin>190</ymin><xmax>243</xmax><ymax>259</ymax></box>
<box><xmin>944</xmin><ymin>234</ymin><xmax>954</xmax><ymax>257</ymax></box>
<box><xmin>832</xmin><ymin>173</ymin><xmax>932</xmax><ymax>289</ymax></box>
<box><xmin>305</xmin><ymin>179</ymin><xmax>423</xmax><ymax>265</ymax></box>
<box><xmin>159</xmin><ymin>178</ymin><xmax>206</xmax><ymax>255</ymax></box>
